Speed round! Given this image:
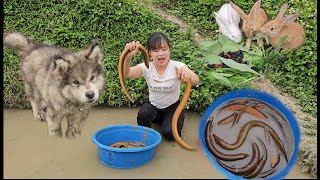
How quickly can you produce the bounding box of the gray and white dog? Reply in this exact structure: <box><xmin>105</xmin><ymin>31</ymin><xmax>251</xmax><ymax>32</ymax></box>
<box><xmin>4</xmin><ymin>32</ymin><xmax>106</xmax><ymax>138</ymax></box>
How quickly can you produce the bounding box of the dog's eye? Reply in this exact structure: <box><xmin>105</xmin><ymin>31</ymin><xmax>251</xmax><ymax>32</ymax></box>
<box><xmin>90</xmin><ymin>75</ymin><xmax>95</xmax><ymax>81</ymax></box>
<box><xmin>73</xmin><ymin>80</ymin><xmax>80</xmax><ymax>85</ymax></box>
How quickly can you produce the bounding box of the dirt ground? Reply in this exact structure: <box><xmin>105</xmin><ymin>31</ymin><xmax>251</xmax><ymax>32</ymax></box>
<box><xmin>3</xmin><ymin>107</ymin><xmax>312</xmax><ymax>179</ymax></box>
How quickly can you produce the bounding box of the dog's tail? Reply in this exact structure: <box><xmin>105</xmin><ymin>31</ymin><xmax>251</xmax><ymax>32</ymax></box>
<box><xmin>3</xmin><ymin>32</ymin><xmax>31</xmax><ymax>56</ymax></box>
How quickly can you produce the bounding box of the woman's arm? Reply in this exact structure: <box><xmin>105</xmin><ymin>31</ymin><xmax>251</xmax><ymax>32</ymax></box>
<box><xmin>122</xmin><ymin>41</ymin><xmax>143</xmax><ymax>79</ymax></box>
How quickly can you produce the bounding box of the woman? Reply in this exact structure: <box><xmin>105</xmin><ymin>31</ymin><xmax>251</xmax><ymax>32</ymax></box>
<box><xmin>123</xmin><ymin>32</ymin><xmax>199</xmax><ymax>141</ymax></box>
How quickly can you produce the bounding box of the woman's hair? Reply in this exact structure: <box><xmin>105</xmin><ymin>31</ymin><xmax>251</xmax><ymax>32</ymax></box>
<box><xmin>147</xmin><ymin>32</ymin><xmax>171</xmax><ymax>51</ymax></box>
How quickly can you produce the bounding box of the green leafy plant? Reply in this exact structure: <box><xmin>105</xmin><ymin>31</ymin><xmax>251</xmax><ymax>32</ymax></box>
<box><xmin>152</xmin><ymin>0</ymin><xmax>317</xmax><ymax>119</ymax></box>
<box><xmin>252</xmin><ymin>33</ymin><xmax>290</xmax><ymax>74</ymax></box>
<box><xmin>197</xmin><ymin>34</ymin><xmax>264</xmax><ymax>88</ymax></box>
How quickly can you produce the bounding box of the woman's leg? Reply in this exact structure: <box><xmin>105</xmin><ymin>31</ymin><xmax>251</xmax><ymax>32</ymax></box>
<box><xmin>160</xmin><ymin>101</ymin><xmax>185</xmax><ymax>141</ymax></box>
<box><xmin>137</xmin><ymin>102</ymin><xmax>159</xmax><ymax>128</ymax></box>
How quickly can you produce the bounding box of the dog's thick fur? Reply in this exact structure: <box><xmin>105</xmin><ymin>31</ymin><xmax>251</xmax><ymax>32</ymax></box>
<box><xmin>4</xmin><ymin>32</ymin><xmax>106</xmax><ymax>138</ymax></box>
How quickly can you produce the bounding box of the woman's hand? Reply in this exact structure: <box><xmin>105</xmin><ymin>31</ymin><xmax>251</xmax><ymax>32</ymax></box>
<box><xmin>125</xmin><ymin>41</ymin><xmax>141</xmax><ymax>60</ymax></box>
<box><xmin>176</xmin><ymin>65</ymin><xmax>200</xmax><ymax>86</ymax></box>
<box><xmin>176</xmin><ymin>66</ymin><xmax>192</xmax><ymax>82</ymax></box>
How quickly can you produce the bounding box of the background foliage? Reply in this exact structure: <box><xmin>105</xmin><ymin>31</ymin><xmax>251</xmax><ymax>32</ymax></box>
<box><xmin>3</xmin><ymin>0</ymin><xmax>229</xmax><ymax>114</ymax></box>
<box><xmin>151</xmin><ymin>0</ymin><xmax>317</xmax><ymax>117</ymax></box>
<box><xmin>3</xmin><ymin>0</ymin><xmax>317</xmax><ymax>118</ymax></box>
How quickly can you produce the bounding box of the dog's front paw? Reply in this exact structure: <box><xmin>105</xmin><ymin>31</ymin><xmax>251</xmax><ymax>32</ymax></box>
<box><xmin>65</xmin><ymin>127</ymin><xmax>81</xmax><ymax>138</ymax></box>
<box><xmin>48</xmin><ymin>128</ymin><xmax>63</xmax><ymax>137</ymax></box>
<box><xmin>32</xmin><ymin>111</ymin><xmax>41</xmax><ymax>120</ymax></box>
<box><xmin>38</xmin><ymin>112</ymin><xmax>47</xmax><ymax>121</ymax></box>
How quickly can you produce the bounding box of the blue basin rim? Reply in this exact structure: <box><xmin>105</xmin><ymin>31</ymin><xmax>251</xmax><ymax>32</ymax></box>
<box><xmin>92</xmin><ymin>124</ymin><xmax>162</xmax><ymax>153</ymax></box>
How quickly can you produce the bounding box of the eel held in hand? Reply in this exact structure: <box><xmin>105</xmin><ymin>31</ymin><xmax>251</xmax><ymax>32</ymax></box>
<box><xmin>172</xmin><ymin>79</ymin><xmax>195</xmax><ymax>151</ymax></box>
<box><xmin>118</xmin><ymin>46</ymin><xmax>149</xmax><ymax>103</ymax></box>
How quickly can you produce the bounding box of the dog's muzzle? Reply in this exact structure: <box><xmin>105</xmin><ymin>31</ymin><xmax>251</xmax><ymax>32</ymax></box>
<box><xmin>85</xmin><ymin>90</ymin><xmax>95</xmax><ymax>102</ymax></box>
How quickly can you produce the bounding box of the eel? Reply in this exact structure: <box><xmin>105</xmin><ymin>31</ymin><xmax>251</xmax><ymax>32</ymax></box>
<box><xmin>271</xmin><ymin>154</ymin><xmax>280</xmax><ymax>168</ymax></box>
<box><xmin>110</xmin><ymin>141</ymin><xmax>146</xmax><ymax>148</ymax></box>
<box><xmin>118</xmin><ymin>45</ymin><xmax>149</xmax><ymax>103</ymax></box>
<box><xmin>171</xmin><ymin>69</ymin><xmax>194</xmax><ymax>150</ymax></box>
<box><xmin>205</xmin><ymin>119</ymin><xmax>249</xmax><ymax>161</ymax></box>
<box><xmin>258</xmin><ymin>168</ymin><xmax>276</xmax><ymax>178</ymax></box>
<box><xmin>264</xmin><ymin>129</ymin><xmax>271</xmax><ymax>143</ymax></box>
<box><xmin>221</xmin><ymin>104</ymin><xmax>267</xmax><ymax>120</ymax></box>
<box><xmin>244</xmin><ymin>138</ymin><xmax>268</xmax><ymax>178</ymax></box>
<box><xmin>216</xmin><ymin>141</ymin><xmax>260</xmax><ymax>175</ymax></box>
<box><xmin>263</xmin><ymin>103</ymin><xmax>288</xmax><ymax>124</ymax></box>
<box><xmin>213</xmin><ymin>120</ymin><xmax>288</xmax><ymax>162</ymax></box>
<box><xmin>232</xmin><ymin>105</ymin><xmax>249</xmax><ymax>127</ymax></box>
<box><xmin>217</xmin><ymin>112</ymin><xmax>238</xmax><ymax>126</ymax></box>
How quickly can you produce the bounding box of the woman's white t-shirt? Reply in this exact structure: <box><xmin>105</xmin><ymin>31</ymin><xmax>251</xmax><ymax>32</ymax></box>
<box><xmin>138</xmin><ymin>60</ymin><xmax>186</xmax><ymax>109</ymax></box>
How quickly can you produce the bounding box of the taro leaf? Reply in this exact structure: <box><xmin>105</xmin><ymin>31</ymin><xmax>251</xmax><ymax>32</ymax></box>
<box><xmin>221</xmin><ymin>40</ymin><xmax>240</xmax><ymax>52</ymax></box>
<box><xmin>211</xmin><ymin>71</ymin><xmax>232</xmax><ymax>87</ymax></box>
<box><xmin>219</xmin><ymin>56</ymin><xmax>261</xmax><ymax>76</ymax></box>
<box><xmin>204</xmin><ymin>54</ymin><xmax>222</xmax><ymax>64</ymax></box>
<box><xmin>218</xmin><ymin>34</ymin><xmax>228</xmax><ymax>45</ymax></box>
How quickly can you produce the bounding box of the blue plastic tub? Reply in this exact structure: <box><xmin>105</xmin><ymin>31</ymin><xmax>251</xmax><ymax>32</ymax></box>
<box><xmin>199</xmin><ymin>88</ymin><xmax>300</xmax><ymax>179</ymax></box>
<box><xmin>92</xmin><ymin>124</ymin><xmax>162</xmax><ymax>168</ymax></box>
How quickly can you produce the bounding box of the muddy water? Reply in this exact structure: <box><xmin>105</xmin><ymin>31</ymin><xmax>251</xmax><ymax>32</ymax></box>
<box><xmin>3</xmin><ymin>107</ymin><xmax>312</xmax><ymax>179</ymax></box>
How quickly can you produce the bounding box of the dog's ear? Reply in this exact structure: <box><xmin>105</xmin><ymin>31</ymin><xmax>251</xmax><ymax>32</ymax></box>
<box><xmin>53</xmin><ymin>58</ymin><xmax>70</xmax><ymax>78</ymax></box>
<box><xmin>82</xmin><ymin>40</ymin><xmax>103</xmax><ymax>64</ymax></box>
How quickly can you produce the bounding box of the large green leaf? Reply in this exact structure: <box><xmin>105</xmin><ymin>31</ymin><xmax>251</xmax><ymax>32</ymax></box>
<box><xmin>219</xmin><ymin>56</ymin><xmax>261</xmax><ymax>76</ymax></box>
<box><xmin>208</xmin><ymin>41</ymin><xmax>223</xmax><ymax>55</ymax></box>
<box><xmin>199</xmin><ymin>40</ymin><xmax>217</xmax><ymax>48</ymax></box>
<box><xmin>221</xmin><ymin>40</ymin><xmax>240</xmax><ymax>52</ymax></box>
<box><xmin>204</xmin><ymin>54</ymin><xmax>222</xmax><ymax>64</ymax></box>
<box><xmin>218</xmin><ymin>34</ymin><xmax>228</xmax><ymax>45</ymax></box>
<box><xmin>213</xmin><ymin>71</ymin><xmax>233</xmax><ymax>77</ymax></box>
<box><xmin>211</xmin><ymin>71</ymin><xmax>232</xmax><ymax>87</ymax></box>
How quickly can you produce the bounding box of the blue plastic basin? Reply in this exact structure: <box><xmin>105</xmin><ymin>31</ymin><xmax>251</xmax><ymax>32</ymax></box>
<box><xmin>199</xmin><ymin>88</ymin><xmax>300</xmax><ymax>179</ymax></box>
<box><xmin>92</xmin><ymin>124</ymin><xmax>162</xmax><ymax>168</ymax></box>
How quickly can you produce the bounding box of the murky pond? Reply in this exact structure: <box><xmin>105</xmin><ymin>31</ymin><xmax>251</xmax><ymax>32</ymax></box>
<box><xmin>3</xmin><ymin>106</ymin><xmax>312</xmax><ymax>179</ymax></box>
